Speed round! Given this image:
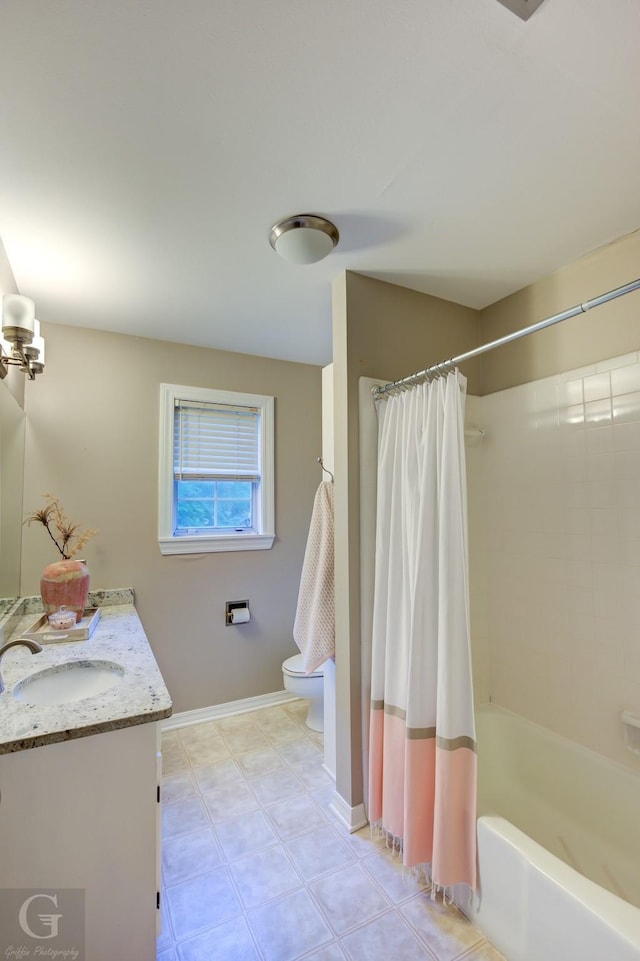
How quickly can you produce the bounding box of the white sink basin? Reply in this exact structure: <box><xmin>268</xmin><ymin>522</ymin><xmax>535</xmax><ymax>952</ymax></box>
<box><xmin>13</xmin><ymin>660</ymin><xmax>125</xmax><ymax>706</ymax></box>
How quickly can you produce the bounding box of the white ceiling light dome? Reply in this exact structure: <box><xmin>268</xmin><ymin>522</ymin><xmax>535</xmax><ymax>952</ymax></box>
<box><xmin>269</xmin><ymin>214</ymin><xmax>339</xmax><ymax>265</ymax></box>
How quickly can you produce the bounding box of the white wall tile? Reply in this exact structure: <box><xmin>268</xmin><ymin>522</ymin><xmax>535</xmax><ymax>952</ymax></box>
<box><xmin>558</xmin><ymin>378</ymin><xmax>584</xmax><ymax>406</ymax></box>
<box><xmin>565</xmin><ymin>559</ymin><xmax>592</xmax><ymax>588</ymax></box>
<box><xmin>620</xmin><ymin>537</ymin><xmax>640</xmax><ymax>566</ymax></box>
<box><xmin>585</xmin><ymin>426</ymin><xmax>613</xmax><ymax>455</ymax></box>
<box><xmin>590</xmin><ymin>534</ymin><xmax>620</xmax><ymax>565</ymax></box>
<box><xmin>616</xmin><ymin>476</ymin><xmax>640</xmax><ymax>509</ymax></box>
<box><xmin>562</xmin><ymin>430</ymin><xmax>586</xmax><ymax>458</ymax></box>
<box><xmin>562</xmin><ymin>456</ymin><xmax>586</xmax><ymax>486</ymax></box>
<box><xmin>587</xmin><ymin>480</ymin><xmax>617</xmax><ymax>510</ymax></box>
<box><xmin>596</xmin><ymin>351</ymin><xmax>638</xmax><ymax>373</ymax></box>
<box><xmin>566</xmin><ymin>533</ymin><xmax>591</xmax><ymax>560</ymax></box>
<box><xmin>565</xmin><ymin>508</ymin><xmax>590</xmax><ymax>535</ymax></box>
<box><xmin>613</xmin><ymin>421</ymin><xmax>640</xmax><ymax>451</ymax></box>
<box><xmin>583</xmin><ymin>372</ymin><xmax>611</xmax><ymax>402</ymax></box>
<box><xmin>559</xmin><ymin>363</ymin><xmax>598</xmax><ymax>381</ymax></box>
<box><xmin>612</xmin><ymin>390</ymin><xmax>640</xmax><ymax>423</ymax></box>
<box><xmin>615</xmin><ymin>449</ymin><xmax>640</xmax><ymax>479</ymax></box>
<box><xmin>468</xmin><ymin>351</ymin><xmax>640</xmax><ymax>769</ymax></box>
<box><xmin>620</xmin><ymin>509</ymin><xmax>640</xmax><ymax>538</ymax></box>
<box><xmin>565</xmin><ymin>480</ymin><xmax>589</xmax><ymax>509</ymax></box>
<box><xmin>559</xmin><ymin>403</ymin><xmax>585</xmax><ymax>429</ymax></box>
<box><xmin>584</xmin><ymin>398</ymin><xmax>612</xmax><ymax>425</ymax></box>
<box><xmin>586</xmin><ymin>452</ymin><xmax>615</xmax><ymax>484</ymax></box>
<box><xmin>611</xmin><ymin>362</ymin><xmax>640</xmax><ymax>396</ymax></box>
<box><xmin>589</xmin><ymin>508</ymin><xmax>618</xmax><ymax>536</ymax></box>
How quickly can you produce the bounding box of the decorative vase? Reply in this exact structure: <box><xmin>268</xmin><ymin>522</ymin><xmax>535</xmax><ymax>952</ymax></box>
<box><xmin>40</xmin><ymin>559</ymin><xmax>90</xmax><ymax>623</ymax></box>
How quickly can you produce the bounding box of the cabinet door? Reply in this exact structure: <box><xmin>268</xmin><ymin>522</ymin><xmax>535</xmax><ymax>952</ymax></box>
<box><xmin>0</xmin><ymin>723</ymin><xmax>159</xmax><ymax>961</ymax></box>
<box><xmin>156</xmin><ymin>725</ymin><xmax>163</xmax><ymax>937</ymax></box>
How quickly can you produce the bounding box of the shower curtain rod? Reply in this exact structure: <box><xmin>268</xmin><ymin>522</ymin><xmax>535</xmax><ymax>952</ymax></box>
<box><xmin>372</xmin><ymin>277</ymin><xmax>640</xmax><ymax>399</ymax></box>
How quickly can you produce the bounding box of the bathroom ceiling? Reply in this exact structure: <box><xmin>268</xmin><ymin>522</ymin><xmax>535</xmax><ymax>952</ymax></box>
<box><xmin>0</xmin><ymin>0</ymin><xmax>639</xmax><ymax>365</ymax></box>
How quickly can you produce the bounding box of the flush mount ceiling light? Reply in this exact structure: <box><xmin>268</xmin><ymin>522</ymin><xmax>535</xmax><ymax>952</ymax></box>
<box><xmin>269</xmin><ymin>214</ymin><xmax>339</xmax><ymax>265</ymax></box>
<box><xmin>495</xmin><ymin>0</ymin><xmax>545</xmax><ymax>20</ymax></box>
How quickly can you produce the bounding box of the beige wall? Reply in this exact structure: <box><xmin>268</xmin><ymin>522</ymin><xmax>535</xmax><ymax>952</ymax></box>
<box><xmin>0</xmin><ymin>239</ymin><xmax>23</xmax><ymax>408</ymax></box>
<box><xmin>341</xmin><ymin>272</ymin><xmax>482</xmax><ymax>390</ymax></box>
<box><xmin>21</xmin><ymin>322</ymin><xmax>322</xmax><ymax>713</ymax></box>
<box><xmin>0</xmin><ymin>383</ymin><xmax>25</xmax><ymax>599</ymax></box>
<box><xmin>480</xmin><ymin>230</ymin><xmax>640</xmax><ymax>394</ymax></box>
<box><xmin>0</xmin><ymin>240</ymin><xmax>24</xmax><ymax>601</ymax></box>
<box><xmin>332</xmin><ymin>271</ymin><xmax>481</xmax><ymax>808</ymax></box>
<box><xmin>0</xmin><ymin>236</ymin><xmax>18</xmax><ymax>303</ymax></box>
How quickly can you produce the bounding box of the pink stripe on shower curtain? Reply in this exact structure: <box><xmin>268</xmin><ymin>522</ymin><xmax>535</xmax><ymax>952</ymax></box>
<box><xmin>368</xmin><ymin>370</ymin><xmax>477</xmax><ymax>891</ymax></box>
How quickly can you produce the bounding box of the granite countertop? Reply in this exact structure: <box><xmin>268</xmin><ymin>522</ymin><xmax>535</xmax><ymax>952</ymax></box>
<box><xmin>0</xmin><ymin>589</ymin><xmax>172</xmax><ymax>754</ymax></box>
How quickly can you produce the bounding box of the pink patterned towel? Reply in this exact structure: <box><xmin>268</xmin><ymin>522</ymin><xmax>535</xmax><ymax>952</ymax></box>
<box><xmin>293</xmin><ymin>481</ymin><xmax>335</xmax><ymax>674</ymax></box>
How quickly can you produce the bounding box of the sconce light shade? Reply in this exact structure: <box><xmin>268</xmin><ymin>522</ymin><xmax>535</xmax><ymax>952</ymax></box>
<box><xmin>0</xmin><ymin>295</ymin><xmax>45</xmax><ymax>380</ymax></box>
<box><xmin>269</xmin><ymin>214</ymin><xmax>339</xmax><ymax>265</ymax></box>
<box><xmin>23</xmin><ymin>319</ymin><xmax>45</xmax><ymax>373</ymax></box>
<box><xmin>2</xmin><ymin>294</ymin><xmax>35</xmax><ymax>344</ymax></box>
<box><xmin>31</xmin><ymin>328</ymin><xmax>46</xmax><ymax>374</ymax></box>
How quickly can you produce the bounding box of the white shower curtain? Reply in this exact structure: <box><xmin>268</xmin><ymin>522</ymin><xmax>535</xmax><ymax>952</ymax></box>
<box><xmin>368</xmin><ymin>370</ymin><xmax>477</xmax><ymax>890</ymax></box>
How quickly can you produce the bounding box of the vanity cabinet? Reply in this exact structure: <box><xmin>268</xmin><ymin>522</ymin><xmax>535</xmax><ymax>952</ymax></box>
<box><xmin>0</xmin><ymin>721</ymin><xmax>161</xmax><ymax>961</ymax></box>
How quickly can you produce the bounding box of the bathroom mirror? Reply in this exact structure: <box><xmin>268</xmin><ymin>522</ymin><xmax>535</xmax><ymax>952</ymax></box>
<box><xmin>0</xmin><ymin>380</ymin><xmax>25</xmax><ymax>605</ymax></box>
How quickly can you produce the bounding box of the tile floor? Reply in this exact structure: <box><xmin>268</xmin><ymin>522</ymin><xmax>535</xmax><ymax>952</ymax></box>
<box><xmin>158</xmin><ymin>700</ymin><xmax>505</xmax><ymax>961</ymax></box>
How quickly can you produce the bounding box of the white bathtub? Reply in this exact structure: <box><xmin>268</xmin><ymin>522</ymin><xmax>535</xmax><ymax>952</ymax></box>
<box><xmin>457</xmin><ymin>705</ymin><xmax>640</xmax><ymax>961</ymax></box>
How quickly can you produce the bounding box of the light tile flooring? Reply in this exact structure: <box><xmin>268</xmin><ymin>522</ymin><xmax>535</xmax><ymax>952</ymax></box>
<box><xmin>158</xmin><ymin>700</ymin><xmax>505</xmax><ymax>961</ymax></box>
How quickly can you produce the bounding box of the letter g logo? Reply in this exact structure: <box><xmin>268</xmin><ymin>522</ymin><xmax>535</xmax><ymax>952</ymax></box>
<box><xmin>18</xmin><ymin>893</ymin><xmax>63</xmax><ymax>939</ymax></box>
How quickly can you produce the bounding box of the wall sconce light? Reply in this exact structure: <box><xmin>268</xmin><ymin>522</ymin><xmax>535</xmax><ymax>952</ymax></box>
<box><xmin>269</xmin><ymin>214</ymin><xmax>339</xmax><ymax>264</ymax></box>
<box><xmin>0</xmin><ymin>294</ymin><xmax>45</xmax><ymax>380</ymax></box>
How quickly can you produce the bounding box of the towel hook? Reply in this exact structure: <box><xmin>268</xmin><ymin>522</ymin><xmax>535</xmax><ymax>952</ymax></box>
<box><xmin>317</xmin><ymin>457</ymin><xmax>334</xmax><ymax>483</ymax></box>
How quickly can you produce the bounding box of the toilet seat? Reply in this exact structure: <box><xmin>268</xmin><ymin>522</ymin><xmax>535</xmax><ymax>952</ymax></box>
<box><xmin>282</xmin><ymin>654</ymin><xmax>323</xmax><ymax>678</ymax></box>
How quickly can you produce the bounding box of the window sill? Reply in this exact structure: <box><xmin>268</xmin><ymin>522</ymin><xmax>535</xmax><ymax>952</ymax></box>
<box><xmin>158</xmin><ymin>533</ymin><xmax>275</xmax><ymax>555</ymax></box>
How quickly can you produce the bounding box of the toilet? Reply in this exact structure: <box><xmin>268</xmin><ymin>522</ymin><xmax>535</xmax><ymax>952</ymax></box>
<box><xmin>282</xmin><ymin>654</ymin><xmax>324</xmax><ymax>732</ymax></box>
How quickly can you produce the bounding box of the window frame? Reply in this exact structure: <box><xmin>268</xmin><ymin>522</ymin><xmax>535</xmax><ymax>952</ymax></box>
<box><xmin>158</xmin><ymin>383</ymin><xmax>275</xmax><ymax>555</ymax></box>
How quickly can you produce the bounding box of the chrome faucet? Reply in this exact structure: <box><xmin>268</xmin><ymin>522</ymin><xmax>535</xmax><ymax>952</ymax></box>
<box><xmin>0</xmin><ymin>639</ymin><xmax>43</xmax><ymax>694</ymax></box>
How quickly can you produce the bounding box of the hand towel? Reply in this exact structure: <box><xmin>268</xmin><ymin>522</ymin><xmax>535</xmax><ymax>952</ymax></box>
<box><xmin>293</xmin><ymin>480</ymin><xmax>335</xmax><ymax>674</ymax></box>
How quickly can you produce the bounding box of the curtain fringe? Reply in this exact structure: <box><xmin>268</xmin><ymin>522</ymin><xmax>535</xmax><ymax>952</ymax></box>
<box><xmin>369</xmin><ymin>819</ymin><xmax>475</xmax><ymax>907</ymax></box>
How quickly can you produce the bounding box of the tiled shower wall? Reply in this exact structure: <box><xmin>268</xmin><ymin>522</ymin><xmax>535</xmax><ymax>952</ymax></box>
<box><xmin>466</xmin><ymin>352</ymin><xmax>640</xmax><ymax>770</ymax></box>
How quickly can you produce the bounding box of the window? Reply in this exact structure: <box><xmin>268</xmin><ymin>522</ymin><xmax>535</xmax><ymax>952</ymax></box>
<box><xmin>158</xmin><ymin>384</ymin><xmax>275</xmax><ymax>554</ymax></box>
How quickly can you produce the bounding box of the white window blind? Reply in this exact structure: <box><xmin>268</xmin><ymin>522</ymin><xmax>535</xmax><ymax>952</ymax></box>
<box><xmin>174</xmin><ymin>401</ymin><xmax>261</xmax><ymax>482</ymax></box>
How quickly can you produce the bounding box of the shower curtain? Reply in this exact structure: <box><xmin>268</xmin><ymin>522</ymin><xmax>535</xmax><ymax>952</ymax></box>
<box><xmin>368</xmin><ymin>369</ymin><xmax>477</xmax><ymax>891</ymax></box>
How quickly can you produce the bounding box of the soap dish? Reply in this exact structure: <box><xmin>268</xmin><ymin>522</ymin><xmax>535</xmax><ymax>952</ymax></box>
<box><xmin>622</xmin><ymin>711</ymin><xmax>640</xmax><ymax>755</ymax></box>
<box><xmin>48</xmin><ymin>606</ymin><xmax>77</xmax><ymax>631</ymax></box>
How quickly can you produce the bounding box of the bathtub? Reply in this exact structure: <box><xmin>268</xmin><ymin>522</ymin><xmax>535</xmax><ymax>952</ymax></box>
<box><xmin>456</xmin><ymin>705</ymin><xmax>640</xmax><ymax>961</ymax></box>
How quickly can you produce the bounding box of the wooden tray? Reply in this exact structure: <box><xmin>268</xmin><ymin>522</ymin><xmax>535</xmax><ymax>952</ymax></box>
<box><xmin>21</xmin><ymin>607</ymin><xmax>101</xmax><ymax>644</ymax></box>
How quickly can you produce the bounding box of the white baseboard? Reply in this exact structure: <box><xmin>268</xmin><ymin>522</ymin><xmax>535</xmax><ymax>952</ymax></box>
<box><xmin>161</xmin><ymin>689</ymin><xmax>300</xmax><ymax>732</ymax></box>
<box><xmin>329</xmin><ymin>792</ymin><xmax>368</xmax><ymax>834</ymax></box>
<box><xmin>322</xmin><ymin>762</ymin><xmax>336</xmax><ymax>782</ymax></box>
